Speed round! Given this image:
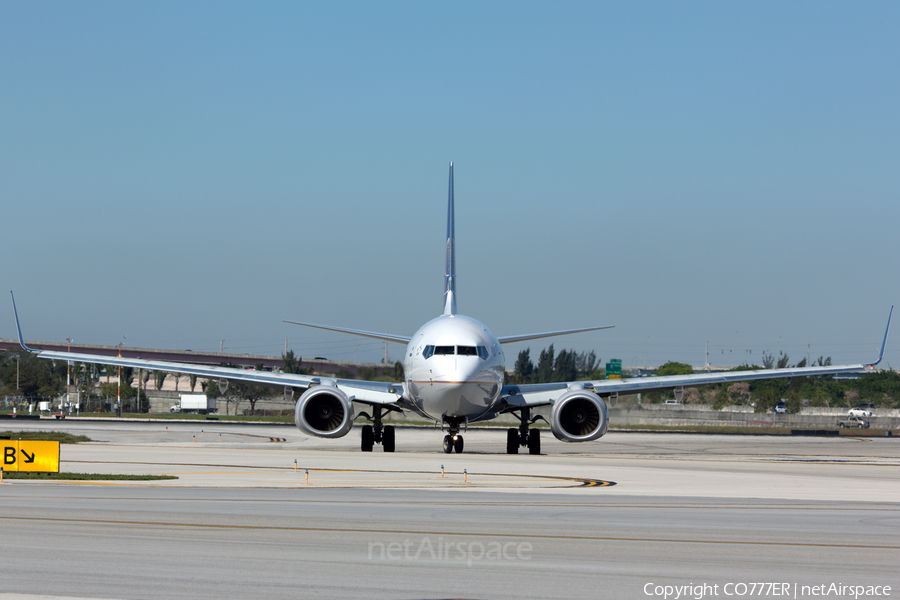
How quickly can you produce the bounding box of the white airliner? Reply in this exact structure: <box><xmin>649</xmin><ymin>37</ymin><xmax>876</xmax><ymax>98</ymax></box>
<box><xmin>10</xmin><ymin>164</ymin><xmax>893</xmax><ymax>454</ymax></box>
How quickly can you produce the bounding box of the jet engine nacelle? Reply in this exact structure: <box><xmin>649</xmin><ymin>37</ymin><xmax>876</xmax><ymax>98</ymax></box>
<box><xmin>294</xmin><ymin>384</ymin><xmax>354</xmax><ymax>439</ymax></box>
<box><xmin>550</xmin><ymin>389</ymin><xmax>609</xmax><ymax>442</ymax></box>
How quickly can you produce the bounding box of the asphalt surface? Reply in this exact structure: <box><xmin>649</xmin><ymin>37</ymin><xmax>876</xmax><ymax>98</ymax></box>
<box><xmin>1</xmin><ymin>420</ymin><xmax>899</xmax><ymax>600</ymax></box>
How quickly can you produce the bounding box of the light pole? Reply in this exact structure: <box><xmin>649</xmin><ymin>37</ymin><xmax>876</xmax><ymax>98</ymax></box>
<box><xmin>117</xmin><ymin>335</ymin><xmax>126</xmax><ymax>417</ymax></box>
<box><xmin>136</xmin><ymin>367</ymin><xmax>140</xmax><ymax>414</ymax></box>
<box><xmin>66</xmin><ymin>337</ymin><xmax>71</xmax><ymax>415</ymax></box>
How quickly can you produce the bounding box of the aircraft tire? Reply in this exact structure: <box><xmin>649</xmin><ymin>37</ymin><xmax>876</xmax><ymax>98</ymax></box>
<box><xmin>361</xmin><ymin>425</ymin><xmax>374</xmax><ymax>452</ymax></box>
<box><xmin>443</xmin><ymin>435</ymin><xmax>453</xmax><ymax>454</ymax></box>
<box><xmin>453</xmin><ymin>435</ymin><xmax>464</xmax><ymax>454</ymax></box>
<box><xmin>528</xmin><ymin>429</ymin><xmax>540</xmax><ymax>455</ymax></box>
<box><xmin>506</xmin><ymin>428</ymin><xmax>519</xmax><ymax>454</ymax></box>
<box><xmin>383</xmin><ymin>425</ymin><xmax>395</xmax><ymax>452</ymax></box>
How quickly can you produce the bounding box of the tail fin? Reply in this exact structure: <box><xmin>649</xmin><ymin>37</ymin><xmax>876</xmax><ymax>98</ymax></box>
<box><xmin>442</xmin><ymin>162</ymin><xmax>457</xmax><ymax>316</ymax></box>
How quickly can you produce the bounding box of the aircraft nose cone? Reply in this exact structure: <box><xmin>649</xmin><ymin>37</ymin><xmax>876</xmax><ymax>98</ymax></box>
<box><xmin>429</xmin><ymin>359</ymin><xmax>500</xmax><ymax>417</ymax></box>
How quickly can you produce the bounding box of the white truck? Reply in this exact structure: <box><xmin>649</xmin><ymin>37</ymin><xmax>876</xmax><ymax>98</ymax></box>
<box><xmin>171</xmin><ymin>394</ymin><xmax>216</xmax><ymax>414</ymax></box>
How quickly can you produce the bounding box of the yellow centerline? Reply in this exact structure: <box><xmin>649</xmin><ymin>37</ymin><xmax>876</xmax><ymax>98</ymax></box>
<box><xmin>0</xmin><ymin>515</ymin><xmax>896</xmax><ymax>550</ymax></box>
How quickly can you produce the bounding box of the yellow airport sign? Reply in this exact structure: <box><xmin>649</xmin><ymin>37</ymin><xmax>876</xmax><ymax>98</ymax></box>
<box><xmin>1</xmin><ymin>440</ymin><xmax>60</xmax><ymax>473</ymax></box>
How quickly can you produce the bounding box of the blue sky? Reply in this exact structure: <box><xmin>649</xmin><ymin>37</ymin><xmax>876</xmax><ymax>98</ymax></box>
<box><xmin>2</xmin><ymin>2</ymin><xmax>899</xmax><ymax>369</ymax></box>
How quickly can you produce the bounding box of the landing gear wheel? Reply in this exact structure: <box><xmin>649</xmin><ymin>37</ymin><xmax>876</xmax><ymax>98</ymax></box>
<box><xmin>839</xmin><ymin>423</ymin><xmax>845</xmax><ymax>429</ymax></box>
<box><xmin>453</xmin><ymin>435</ymin><xmax>464</xmax><ymax>454</ymax></box>
<box><xmin>443</xmin><ymin>435</ymin><xmax>453</xmax><ymax>454</ymax></box>
<box><xmin>527</xmin><ymin>429</ymin><xmax>540</xmax><ymax>455</ymax></box>
<box><xmin>383</xmin><ymin>425</ymin><xmax>395</xmax><ymax>452</ymax></box>
<box><xmin>506</xmin><ymin>428</ymin><xmax>519</xmax><ymax>454</ymax></box>
<box><xmin>361</xmin><ymin>425</ymin><xmax>374</xmax><ymax>452</ymax></box>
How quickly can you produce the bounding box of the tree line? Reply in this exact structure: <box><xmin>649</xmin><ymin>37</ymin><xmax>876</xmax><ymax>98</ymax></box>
<box><xmin>509</xmin><ymin>345</ymin><xmax>603</xmax><ymax>384</ymax></box>
<box><xmin>510</xmin><ymin>346</ymin><xmax>900</xmax><ymax>413</ymax></box>
<box><xmin>638</xmin><ymin>353</ymin><xmax>899</xmax><ymax>413</ymax></box>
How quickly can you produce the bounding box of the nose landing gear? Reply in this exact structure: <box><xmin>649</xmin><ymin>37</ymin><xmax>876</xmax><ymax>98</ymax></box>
<box><xmin>442</xmin><ymin>434</ymin><xmax>464</xmax><ymax>453</ymax></box>
<box><xmin>441</xmin><ymin>417</ymin><xmax>466</xmax><ymax>453</ymax></box>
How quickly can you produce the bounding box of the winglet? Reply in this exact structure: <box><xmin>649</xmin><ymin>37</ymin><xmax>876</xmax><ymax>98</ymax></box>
<box><xmin>442</xmin><ymin>162</ymin><xmax>457</xmax><ymax>316</ymax></box>
<box><xmin>10</xmin><ymin>291</ymin><xmax>37</xmax><ymax>353</ymax></box>
<box><xmin>865</xmin><ymin>305</ymin><xmax>893</xmax><ymax>368</ymax></box>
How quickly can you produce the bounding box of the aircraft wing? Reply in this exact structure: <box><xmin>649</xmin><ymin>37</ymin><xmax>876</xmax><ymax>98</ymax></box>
<box><xmin>501</xmin><ymin>307</ymin><xmax>893</xmax><ymax>409</ymax></box>
<box><xmin>10</xmin><ymin>292</ymin><xmax>402</xmax><ymax>405</ymax></box>
<box><xmin>27</xmin><ymin>349</ymin><xmax>403</xmax><ymax>405</ymax></box>
<box><xmin>500</xmin><ymin>362</ymin><xmax>872</xmax><ymax>409</ymax></box>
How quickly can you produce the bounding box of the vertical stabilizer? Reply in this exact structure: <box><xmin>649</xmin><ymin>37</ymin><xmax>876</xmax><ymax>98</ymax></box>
<box><xmin>442</xmin><ymin>163</ymin><xmax>457</xmax><ymax>316</ymax></box>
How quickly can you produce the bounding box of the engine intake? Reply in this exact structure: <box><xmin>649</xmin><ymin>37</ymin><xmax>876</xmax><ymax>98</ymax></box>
<box><xmin>550</xmin><ymin>389</ymin><xmax>608</xmax><ymax>442</ymax></box>
<box><xmin>295</xmin><ymin>385</ymin><xmax>354</xmax><ymax>438</ymax></box>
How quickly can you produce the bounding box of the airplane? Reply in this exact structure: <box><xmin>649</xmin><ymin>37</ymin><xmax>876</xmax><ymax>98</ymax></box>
<box><xmin>10</xmin><ymin>163</ymin><xmax>893</xmax><ymax>454</ymax></box>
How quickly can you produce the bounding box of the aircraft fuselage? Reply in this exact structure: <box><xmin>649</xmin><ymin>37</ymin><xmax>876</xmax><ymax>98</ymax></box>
<box><xmin>403</xmin><ymin>314</ymin><xmax>506</xmax><ymax>424</ymax></box>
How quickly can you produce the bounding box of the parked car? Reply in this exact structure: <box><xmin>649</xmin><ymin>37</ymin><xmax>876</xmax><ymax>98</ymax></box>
<box><xmin>774</xmin><ymin>402</ymin><xmax>787</xmax><ymax>414</ymax></box>
<box><xmin>836</xmin><ymin>415</ymin><xmax>870</xmax><ymax>429</ymax></box>
<box><xmin>848</xmin><ymin>404</ymin><xmax>874</xmax><ymax>417</ymax></box>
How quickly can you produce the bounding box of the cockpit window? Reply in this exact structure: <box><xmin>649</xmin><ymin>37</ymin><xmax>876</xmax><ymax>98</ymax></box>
<box><xmin>423</xmin><ymin>345</ymin><xmax>488</xmax><ymax>359</ymax></box>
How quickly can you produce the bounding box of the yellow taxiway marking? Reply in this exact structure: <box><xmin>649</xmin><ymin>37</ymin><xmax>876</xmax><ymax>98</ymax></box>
<box><xmin>58</xmin><ymin>461</ymin><xmax>615</xmax><ymax>487</ymax></box>
<box><xmin>12</xmin><ymin>495</ymin><xmax>900</xmax><ymax>511</ymax></box>
<box><xmin>0</xmin><ymin>515</ymin><xmax>897</xmax><ymax>550</ymax></box>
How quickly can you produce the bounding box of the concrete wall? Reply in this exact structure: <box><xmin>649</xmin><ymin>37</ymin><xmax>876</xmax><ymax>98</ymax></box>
<box><xmin>610</xmin><ymin>405</ymin><xmax>900</xmax><ymax>429</ymax></box>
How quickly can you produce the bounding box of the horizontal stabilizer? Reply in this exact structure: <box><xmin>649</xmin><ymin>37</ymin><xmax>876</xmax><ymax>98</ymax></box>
<box><xmin>497</xmin><ymin>325</ymin><xmax>614</xmax><ymax>345</ymax></box>
<box><xmin>284</xmin><ymin>320</ymin><xmax>411</xmax><ymax>344</ymax></box>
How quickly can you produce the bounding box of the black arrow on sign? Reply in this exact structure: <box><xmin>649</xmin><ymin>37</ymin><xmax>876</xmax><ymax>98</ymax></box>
<box><xmin>20</xmin><ymin>450</ymin><xmax>35</xmax><ymax>463</ymax></box>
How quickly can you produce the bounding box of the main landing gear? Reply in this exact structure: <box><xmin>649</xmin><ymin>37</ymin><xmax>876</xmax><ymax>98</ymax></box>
<box><xmin>442</xmin><ymin>417</ymin><xmax>465</xmax><ymax>454</ymax></box>
<box><xmin>506</xmin><ymin>407</ymin><xmax>542</xmax><ymax>455</ymax></box>
<box><xmin>359</xmin><ymin>406</ymin><xmax>395</xmax><ymax>452</ymax></box>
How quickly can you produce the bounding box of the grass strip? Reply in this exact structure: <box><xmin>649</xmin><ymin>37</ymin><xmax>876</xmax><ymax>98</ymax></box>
<box><xmin>610</xmin><ymin>424</ymin><xmax>793</xmax><ymax>434</ymax></box>
<box><xmin>0</xmin><ymin>431</ymin><xmax>91</xmax><ymax>443</ymax></box>
<box><xmin>94</xmin><ymin>412</ymin><xmax>295</xmax><ymax>423</ymax></box>
<box><xmin>609</xmin><ymin>424</ymin><xmax>896</xmax><ymax>436</ymax></box>
<box><xmin>2</xmin><ymin>472</ymin><xmax>177</xmax><ymax>481</ymax></box>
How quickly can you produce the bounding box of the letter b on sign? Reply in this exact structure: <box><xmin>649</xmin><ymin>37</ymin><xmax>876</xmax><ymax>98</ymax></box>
<box><xmin>4</xmin><ymin>446</ymin><xmax>14</xmax><ymax>465</ymax></box>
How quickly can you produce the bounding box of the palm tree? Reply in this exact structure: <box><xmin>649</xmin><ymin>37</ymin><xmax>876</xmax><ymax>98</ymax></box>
<box><xmin>154</xmin><ymin>370</ymin><xmax>167</xmax><ymax>391</ymax></box>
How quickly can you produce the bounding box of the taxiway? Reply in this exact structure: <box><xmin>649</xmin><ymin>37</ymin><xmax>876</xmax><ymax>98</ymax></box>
<box><xmin>0</xmin><ymin>421</ymin><xmax>898</xmax><ymax>599</ymax></box>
